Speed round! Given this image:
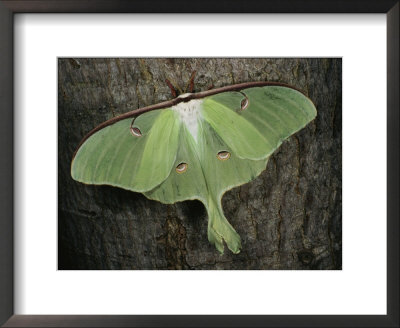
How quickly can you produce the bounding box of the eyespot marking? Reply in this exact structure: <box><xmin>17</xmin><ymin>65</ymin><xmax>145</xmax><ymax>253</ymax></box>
<box><xmin>176</xmin><ymin>162</ymin><xmax>188</xmax><ymax>174</ymax></box>
<box><xmin>130</xmin><ymin>127</ymin><xmax>142</xmax><ymax>137</ymax></box>
<box><xmin>237</xmin><ymin>91</ymin><xmax>249</xmax><ymax>111</ymax></box>
<box><xmin>217</xmin><ymin>151</ymin><xmax>231</xmax><ymax>161</ymax></box>
<box><xmin>240</xmin><ymin>97</ymin><xmax>249</xmax><ymax>110</ymax></box>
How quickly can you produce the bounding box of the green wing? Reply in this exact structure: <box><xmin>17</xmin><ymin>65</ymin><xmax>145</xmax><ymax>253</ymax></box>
<box><xmin>71</xmin><ymin>109</ymin><xmax>181</xmax><ymax>192</ymax></box>
<box><xmin>202</xmin><ymin>86</ymin><xmax>316</xmax><ymax>159</ymax></box>
<box><xmin>71</xmin><ymin>85</ymin><xmax>316</xmax><ymax>254</ymax></box>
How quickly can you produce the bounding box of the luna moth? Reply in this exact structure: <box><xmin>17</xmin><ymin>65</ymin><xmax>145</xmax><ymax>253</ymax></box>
<box><xmin>71</xmin><ymin>80</ymin><xmax>317</xmax><ymax>254</ymax></box>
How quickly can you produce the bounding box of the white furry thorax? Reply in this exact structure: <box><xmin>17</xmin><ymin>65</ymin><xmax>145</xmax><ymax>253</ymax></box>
<box><xmin>172</xmin><ymin>98</ymin><xmax>203</xmax><ymax>142</ymax></box>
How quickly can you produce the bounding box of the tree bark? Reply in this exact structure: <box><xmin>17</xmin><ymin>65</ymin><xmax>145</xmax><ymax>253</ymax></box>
<box><xmin>58</xmin><ymin>58</ymin><xmax>342</xmax><ymax>270</ymax></box>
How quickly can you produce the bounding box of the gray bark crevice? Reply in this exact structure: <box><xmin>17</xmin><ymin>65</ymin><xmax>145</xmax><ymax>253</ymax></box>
<box><xmin>58</xmin><ymin>58</ymin><xmax>342</xmax><ymax>270</ymax></box>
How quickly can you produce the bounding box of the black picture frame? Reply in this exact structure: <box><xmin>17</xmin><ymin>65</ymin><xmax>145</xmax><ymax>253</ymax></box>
<box><xmin>0</xmin><ymin>1</ymin><xmax>398</xmax><ymax>327</ymax></box>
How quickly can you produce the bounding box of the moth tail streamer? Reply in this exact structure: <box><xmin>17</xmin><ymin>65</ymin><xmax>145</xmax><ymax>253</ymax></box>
<box><xmin>206</xmin><ymin>197</ymin><xmax>241</xmax><ymax>254</ymax></box>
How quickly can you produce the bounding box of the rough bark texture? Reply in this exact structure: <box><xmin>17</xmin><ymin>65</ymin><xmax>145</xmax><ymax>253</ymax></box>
<box><xmin>58</xmin><ymin>58</ymin><xmax>342</xmax><ymax>270</ymax></box>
